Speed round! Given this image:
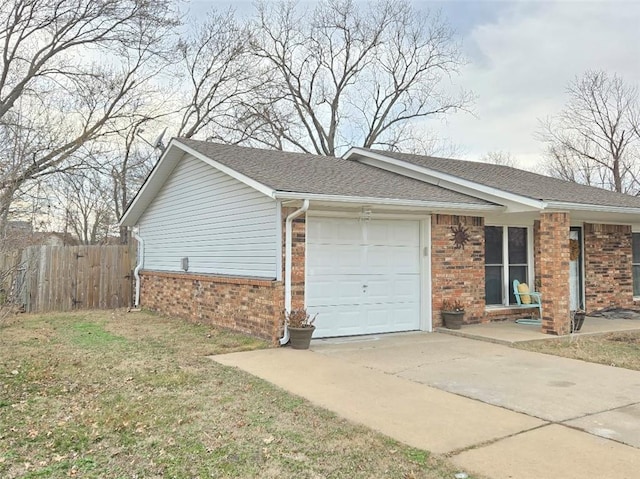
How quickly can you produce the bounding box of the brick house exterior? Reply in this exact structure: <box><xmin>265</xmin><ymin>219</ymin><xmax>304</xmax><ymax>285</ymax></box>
<box><xmin>121</xmin><ymin>139</ymin><xmax>640</xmax><ymax>344</ymax></box>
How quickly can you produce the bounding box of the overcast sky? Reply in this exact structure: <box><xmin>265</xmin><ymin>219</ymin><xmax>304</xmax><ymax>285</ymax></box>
<box><xmin>187</xmin><ymin>1</ymin><xmax>640</xmax><ymax>169</ymax></box>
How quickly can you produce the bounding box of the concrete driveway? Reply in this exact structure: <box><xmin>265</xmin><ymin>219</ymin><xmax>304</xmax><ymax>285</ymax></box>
<box><xmin>213</xmin><ymin>332</ymin><xmax>640</xmax><ymax>479</ymax></box>
<box><xmin>312</xmin><ymin>332</ymin><xmax>640</xmax><ymax>426</ymax></box>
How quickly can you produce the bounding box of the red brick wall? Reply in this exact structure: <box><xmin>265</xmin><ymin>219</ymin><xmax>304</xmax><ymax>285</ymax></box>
<box><xmin>139</xmin><ymin>205</ymin><xmax>309</xmax><ymax>346</ymax></box>
<box><xmin>485</xmin><ymin>307</ymin><xmax>540</xmax><ymax>322</ymax></box>
<box><xmin>282</xmin><ymin>207</ymin><xmax>306</xmax><ymax>311</ymax></box>
<box><xmin>537</xmin><ymin>212</ymin><xmax>570</xmax><ymax>335</ymax></box>
<box><xmin>140</xmin><ymin>271</ymin><xmax>284</xmax><ymax>343</ymax></box>
<box><xmin>584</xmin><ymin>223</ymin><xmax>633</xmax><ymax>310</ymax></box>
<box><xmin>431</xmin><ymin>214</ymin><xmax>485</xmax><ymax>326</ymax></box>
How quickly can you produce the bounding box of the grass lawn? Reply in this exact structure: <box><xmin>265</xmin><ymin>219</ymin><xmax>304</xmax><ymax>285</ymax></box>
<box><xmin>1</xmin><ymin>310</ymin><xmax>473</xmax><ymax>479</ymax></box>
<box><xmin>516</xmin><ymin>330</ymin><xmax>640</xmax><ymax>371</ymax></box>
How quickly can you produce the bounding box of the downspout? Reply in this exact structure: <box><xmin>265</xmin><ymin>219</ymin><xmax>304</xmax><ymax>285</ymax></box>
<box><xmin>280</xmin><ymin>199</ymin><xmax>310</xmax><ymax>345</ymax></box>
<box><xmin>132</xmin><ymin>226</ymin><xmax>144</xmax><ymax>308</ymax></box>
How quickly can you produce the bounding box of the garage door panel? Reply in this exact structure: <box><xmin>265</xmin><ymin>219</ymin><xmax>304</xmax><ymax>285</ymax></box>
<box><xmin>308</xmin><ymin>217</ymin><xmax>362</xmax><ymax>244</ymax></box>
<box><xmin>364</xmin><ymin>305</ymin><xmax>390</xmax><ymax>329</ymax></box>
<box><xmin>386</xmin><ymin>304</ymin><xmax>421</xmax><ymax>330</ymax></box>
<box><xmin>391</xmin><ymin>277</ymin><xmax>421</xmax><ymax>302</ymax></box>
<box><xmin>367</xmin><ymin>221</ymin><xmax>419</xmax><ymax>246</ymax></box>
<box><xmin>391</xmin><ymin>223</ymin><xmax>420</xmax><ymax>244</ymax></box>
<box><xmin>307</xmin><ymin>244</ymin><xmax>362</xmax><ymax>275</ymax></box>
<box><xmin>367</xmin><ymin>246</ymin><xmax>420</xmax><ymax>274</ymax></box>
<box><xmin>310</xmin><ymin>305</ymin><xmax>364</xmax><ymax>337</ymax></box>
<box><xmin>364</xmin><ymin>275</ymin><xmax>420</xmax><ymax>301</ymax></box>
<box><xmin>307</xmin><ymin>217</ymin><xmax>424</xmax><ymax>338</ymax></box>
<box><xmin>363</xmin><ymin>303</ymin><xmax>420</xmax><ymax>334</ymax></box>
<box><xmin>306</xmin><ymin>278</ymin><xmax>363</xmax><ymax>306</ymax></box>
<box><xmin>364</xmin><ymin>277</ymin><xmax>415</xmax><ymax>303</ymax></box>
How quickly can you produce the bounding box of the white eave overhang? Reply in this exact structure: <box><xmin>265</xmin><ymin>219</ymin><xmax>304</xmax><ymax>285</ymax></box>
<box><xmin>544</xmin><ymin>201</ymin><xmax>640</xmax><ymax>216</ymax></box>
<box><xmin>273</xmin><ymin>191</ymin><xmax>504</xmax><ymax>212</ymax></box>
<box><xmin>344</xmin><ymin>148</ymin><xmax>547</xmax><ymax>212</ymax></box>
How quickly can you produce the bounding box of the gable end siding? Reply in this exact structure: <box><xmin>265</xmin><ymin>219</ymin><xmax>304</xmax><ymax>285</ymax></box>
<box><xmin>138</xmin><ymin>154</ymin><xmax>278</xmax><ymax>277</ymax></box>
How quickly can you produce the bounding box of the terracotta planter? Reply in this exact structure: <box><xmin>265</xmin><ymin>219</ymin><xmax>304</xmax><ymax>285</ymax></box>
<box><xmin>571</xmin><ymin>311</ymin><xmax>586</xmax><ymax>333</ymax></box>
<box><xmin>288</xmin><ymin>326</ymin><xmax>316</xmax><ymax>349</ymax></box>
<box><xmin>442</xmin><ymin>311</ymin><xmax>464</xmax><ymax>330</ymax></box>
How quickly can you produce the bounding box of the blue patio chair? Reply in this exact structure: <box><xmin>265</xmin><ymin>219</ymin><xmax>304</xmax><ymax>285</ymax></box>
<box><xmin>513</xmin><ymin>279</ymin><xmax>542</xmax><ymax>325</ymax></box>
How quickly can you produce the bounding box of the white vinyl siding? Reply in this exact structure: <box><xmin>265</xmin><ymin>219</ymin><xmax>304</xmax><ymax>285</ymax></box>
<box><xmin>138</xmin><ymin>154</ymin><xmax>278</xmax><ymax>277</ymax></box>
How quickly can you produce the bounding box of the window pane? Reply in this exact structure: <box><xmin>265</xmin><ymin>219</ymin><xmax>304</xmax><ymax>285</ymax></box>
<box><xmin>509</xmin><ymin>266</ymin><xmax>528</xmax><ymax>304</ymax></box>
<box><xmin>633</xmin><ymin>233</ymin><xmax>640</xmax><ymax>263</ymax></box>
<box><xmin>485</xmin><ymin>265</ymin><xmax>503</xmax><ymax>304</ymax></box>
<box><xmin>485</xmin><ymin>226</ymin><xmax>503</xmax><ymax>264</ymax></box>
<box><xmin>634</xmin><ymin>265</ymin><xmax>640</xmax><ymax>296</ymax></box>
<box><xmin>508</xmin><ymin>227</ymin><xmax>528</xmax><ymax>264</ymax></box>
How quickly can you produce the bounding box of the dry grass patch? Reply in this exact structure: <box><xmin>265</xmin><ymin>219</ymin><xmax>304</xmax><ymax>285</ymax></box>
<box><xmin>516</xmin><ymin>330</ymin><xmax>640</xmax><ymax>371</ymax></box>
<box><xmin>1</xmin><ymin>310</ymin><xmax>476</xmax><ymax>478</ymax></box>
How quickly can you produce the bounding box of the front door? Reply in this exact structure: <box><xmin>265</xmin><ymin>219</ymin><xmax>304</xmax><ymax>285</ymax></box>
<box><xmin>569</xmin><ymin>227</ymin><xmax>584</xmax><ymax>311</ymax></box>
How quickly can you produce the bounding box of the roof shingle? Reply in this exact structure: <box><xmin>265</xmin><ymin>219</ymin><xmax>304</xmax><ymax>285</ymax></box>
<box><xmin>364</xmin><ymin>148</ymin><xmax>640</xmax><ymax>209</ymax></box>
<box><xmin>177</xmin><ymin>139</ymin><xmax>495</xmax><ymax>206</ymax></box>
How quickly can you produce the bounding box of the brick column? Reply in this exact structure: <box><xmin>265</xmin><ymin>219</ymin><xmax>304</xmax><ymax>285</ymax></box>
<box><xmin>290</xmin><ymin>215</ymin><xmax>306</xmax><ymax>310</ymax></box>
<box><xmin>538</xmin><ymin>212</ymin><xmax>570</xmax><ymax>335</ymax></box>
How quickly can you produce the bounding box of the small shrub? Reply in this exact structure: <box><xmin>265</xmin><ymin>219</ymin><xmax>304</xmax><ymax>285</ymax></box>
<box><xmin>283</xmin><ymin>309</ymin><xmax>317</xmax><ymax>328</ymax></box>
<box><xmin>441</xmin><ymin>299</ymin><xmax>464</xmax><ymax>312</ymax></box>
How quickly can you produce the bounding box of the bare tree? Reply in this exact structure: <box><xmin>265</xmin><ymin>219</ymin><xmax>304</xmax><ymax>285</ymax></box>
<box><xmin>538</xmin><ymin>71</ymin><xmax>640</xmax><ymax>194</ymax></box>
<box><xmin>52</xmin><ymin>170</ymin><xmax>113</xmax><ymax>245</ymax></box>
<box><xmin>110</xmin><ymin>118</ymin><xmax>159</xmax><ymax>243</ymax></box>
<box><xmin>0</xmin><ymin>0</ymin><xmax>178</xmax><ymax>232</ymax></box>
<box><xmin>0</xmin><ymin>221</ymin><xmax>40</xmax><ymax>322</ymax></box>
<box><xmin>176</xmin><ymin>9</ymin><xmax>259</xmax><ymax>141</ymax></box>
<box><xmin>242</xmin><ymin>0</ymin><xmax>471</xmax><ymax>156</ymax></box>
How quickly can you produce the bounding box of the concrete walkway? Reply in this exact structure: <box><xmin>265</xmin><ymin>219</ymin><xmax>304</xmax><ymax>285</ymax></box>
<box><xmin>213</xmin><ymin>333</ymin><xmax>640</xmax><ymax>479</ymax></box>
<box><xmin>437</xmin><ymin>316</ymin><xmax>640</xmax><ymax>345</ymax></box>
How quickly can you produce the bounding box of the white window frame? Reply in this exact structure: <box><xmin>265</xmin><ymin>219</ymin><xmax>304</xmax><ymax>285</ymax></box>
<box><xmin>485</xmin><ymin>225</ymin><xmax>535</xmax><ymax>306</ymax></box>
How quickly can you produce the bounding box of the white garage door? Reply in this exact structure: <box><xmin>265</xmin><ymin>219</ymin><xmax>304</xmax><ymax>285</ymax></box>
<box><xmin>306</xmin><ymin>217</ymin><xmax>422</xmax><ymax>338</ymax></box>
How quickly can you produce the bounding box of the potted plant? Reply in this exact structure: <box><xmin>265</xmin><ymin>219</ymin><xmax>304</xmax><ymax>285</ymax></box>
<box><xmin>284</xmin><ymin>308</ymin><xmax>317</xmax><ymax>349</ymax></box>
<box><xmin>441</xmin><ymin>299</ymin><xmax>465</xmax><ymax>330</ymax></box>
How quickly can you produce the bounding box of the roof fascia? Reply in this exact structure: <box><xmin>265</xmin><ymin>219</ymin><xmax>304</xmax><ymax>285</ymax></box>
<box><xmin>120</xmin><ymin>138</ymin><xmax>181</xmax><ymax>227</ymax></box>
<box><xmin>274</xmin><ymin>191</ymin><xmax>504</xmax><ymax>212</ymax></box>
<box><xmin>344</xmin><ymin>148</ymin><xmax>546</xmax><ymax>211</ymax></box>
<box><xmin>545</xmin><ymin>201</ymin><xmax>640</xmax><ymax>215</ymax></box>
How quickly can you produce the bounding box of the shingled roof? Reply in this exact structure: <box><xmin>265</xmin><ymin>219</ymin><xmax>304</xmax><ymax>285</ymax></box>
<box><xmin>360</xmin><ymin>148</ymin><xmax>640</xmax><ymax>209</ymax></box>
<box><xmin>177</xmin><ymin>139</ymin><xmax>495</xmax><ymax>206</ymax></box>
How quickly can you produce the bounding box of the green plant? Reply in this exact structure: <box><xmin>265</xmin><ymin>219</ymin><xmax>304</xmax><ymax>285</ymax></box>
<box><xmin>284</xmin><ymin>308</ymin><xmax>317</xmax><ymax>328</ymax></box>
<box><xmin>441</xmin><ymin>299</ymin><xmax>464</xmax><ymax>312</ymax></box>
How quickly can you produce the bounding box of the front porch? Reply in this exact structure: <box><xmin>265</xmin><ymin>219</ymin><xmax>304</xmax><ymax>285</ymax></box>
<box><xmin>438</xmin><ymin>316</ymin><xmax>640</xmax><ymax>345</ymax></box>
<box><xmin>442</xmin><ymin>212</ymin><xmax>640</xmax><ymax>342</ymax></box>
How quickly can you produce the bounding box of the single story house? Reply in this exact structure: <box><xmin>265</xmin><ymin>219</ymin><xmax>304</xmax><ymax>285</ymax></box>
<box><xmin>120</xmin><ymin>138</ymin><xmax>640</xmax><ymax>344</ymax></box>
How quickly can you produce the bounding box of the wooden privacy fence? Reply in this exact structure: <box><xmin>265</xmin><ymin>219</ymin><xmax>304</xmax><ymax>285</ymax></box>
<box><xmin>3</xmin><ymin>245</ymin><xmax>135</xmax><ymax>313</ymax></box>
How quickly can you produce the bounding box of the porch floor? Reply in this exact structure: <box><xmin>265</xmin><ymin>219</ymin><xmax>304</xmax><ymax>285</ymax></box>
<box><xmin>437</xmin><ymin>316</ymin><xmax>640</xmax><ymax>345</ymax></box>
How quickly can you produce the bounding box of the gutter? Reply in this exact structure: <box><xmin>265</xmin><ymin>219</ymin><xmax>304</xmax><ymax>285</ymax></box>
<box><xmin>132</xmin><ymin>227</ymin><xmax>144</xmax><ymax>308</ymax></box>
<box><xmin>544</xmin><ymin>201</ymin><xmax>640</xmax><ymax>215</ymax></box>
<box><xmin>273</xmin><ymin>191</ymin><xmax>503</xmax><ymax>211</ymax></box>
<box><xmin>280</xmin><ymin>199</ymin><xmax>310</xmax><ymax>346</ymax></box>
